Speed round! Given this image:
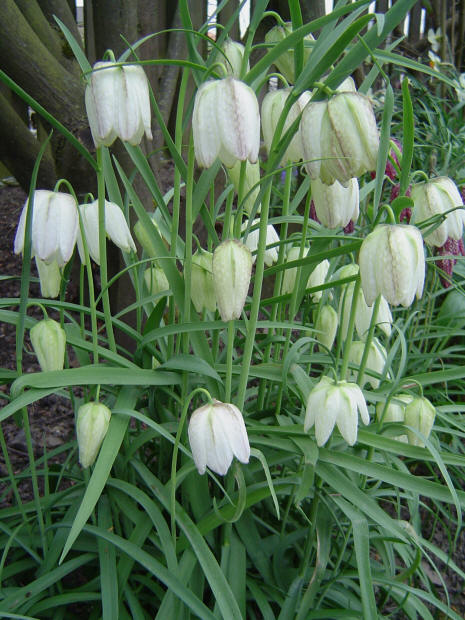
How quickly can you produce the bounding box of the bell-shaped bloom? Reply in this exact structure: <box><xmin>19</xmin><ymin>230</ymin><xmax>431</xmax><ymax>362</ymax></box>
<box><xmin>227</xmin><ymin>159</ymin><xmax>261</xmax><ymax>216</ymax></box>
<box><xmin>35</xmin><ymin>258</ymin><xmax>61</xmax><ymax>299</ymax></box>
<box><xmin>76</xmin><ymin>402</ymin><xmax>111</xmax><ymax>468</ymax></box>
<box><xmin>193</xmin><ymin>77</ymin><xmax>260</xmax><ymax>169</ymax></box>
<box><xmin>304</xmin><ymin>376</ymin><xmax>369</xmax><ymax>446</ymax></box>
<box><xmin>336</xmin><ymin>264</ymin><xmax>392</xmax><ymax>340</ymax></box>
<box><xmin>376</xmin><ymin>393</ymin><xmax>412</xmax><ymax>443</ymax></box>
<box><xmin>404</xmin><ymin>396</ymin><xmax>436</xmax><ymax>447</ymax></box>
<box><xmin>14</xmin><ymin>190</ymin><xmax>78</xmax><ymax>267</ymax></box>
<box><xmin>77</xmin><ymin>200</ymin><xmax>136</xmax><ymax>265</ymax></box>
<box><xmin>261</xmin><ymin>88</ymin><xmax>311</xmax><ymax>164</ymax></box>
<box><xmin>315</xmin><ymin>304</ymin><xmax>338</xmax><ymax>350</ymax></box>
<box><xmin>264</xmin><ymin>22</ymin><xmax>314</xmax><ymax>84</ymax></box>
<box><xmin>411</xmin><ymin>176</ymin><xmax>465</xmax><ymax>247</ymax></box>
<box><xmin>213</xmin><ymin>239</ymin><xmax>252</xmax><ymax>321</ymax></box>
<box><xmin>281</xmin><ymin>246</ymin><xmax>308</xmax><ymax>295</ymax></box>
<box><xmin>301</xmin><ymin>92</ymin><xmax>379</xmax><ymax>185</ymax></box>
<box><xmin>359</xmin><ymin>224</ymin><xmax>425</xmax><ymax>307</ymax></box>
<box><xmin>188</xmin><ymin>399</ymin><xmax>250</xmax><ymax>475</ymax></box>
<box><xmin>30</xmin><ymin>318</ymin><xmax>66</xmax><ymax>372</ymax></box>
<box><xmin>307</xmin><ymin>259</ymin><xmax>330</xmax><ymax>302</ymax></box>
<box><xmin>144</xmin><ymin>267</ymin><xmax>169</xmax><ymax>296</ymax></box>
<box><xmin>347</xmin><ymin>338</ymin><xmax>388</xmax><ymax>389</ymax></box>
<box><xmin>242</xmin><ymin>219</ymin><xmax>280</xmax><ymax>266</ymax></box>
<box><xmin>220</xmin><ymin>39</ymin><xmax>249</xmax><ymax>77</ymax></box>
<box><xmin>85</xmin><ymin>61</ymin><xmax>152</xmax><ymax>147</ymax></box>
<box><xmin>311</xmin><ymin>177</ymin><xmax>359</xmax><ymax>229</ymax></box>
<box><xmin>191</xmin><ymin>249</ymin><xmax>216</xmax><ymax>313</ymax></box>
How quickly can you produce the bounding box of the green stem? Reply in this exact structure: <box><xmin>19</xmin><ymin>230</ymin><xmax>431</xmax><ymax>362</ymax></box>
<box><xmin>340</xmin><ymin>277</ymin><xmax>361</xmax><ymax>380</ymax></box>
<box><xmin>183</xmin><ymin>136</ymin><xmax>195</xmax><ymax>356</ymax></box>
<box><xmin>96</xmin><ymin>147</ymin><xmax>116</xmax><ymax>353</ymax></box>
<box><xmin>356</xmin><ymin>294</ymin><xmax>381</xmax><ymax>386</ymax></box>
<box><xmin>225</xmin><ymin>320</ymin><xmax>235</xmax><ymax>402</ymax></box>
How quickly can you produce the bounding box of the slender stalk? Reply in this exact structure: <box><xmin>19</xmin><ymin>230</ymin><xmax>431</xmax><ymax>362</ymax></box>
<box><xmin>225</xmin><ymin>320</ymin><xmax>235</xmax><ymax>402</ymax></box>
<box><xmin>339</xmin><ymin>278</ymin><xmax>361</xmax><ymax>380</ymax></box>
<box><xmin>96</xmin><ymin>146</ymin><xmax>116</xmax><ymax>353</ymax></box>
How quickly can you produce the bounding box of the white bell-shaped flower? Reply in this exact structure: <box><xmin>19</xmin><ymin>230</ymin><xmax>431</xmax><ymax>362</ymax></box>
<box><xmin>336</xmin><ymin>264</ymin><xmax>392</xmax><ymax>340</ymax></box>
<box><xmin>30</xmin><ymin>318</ymin><xmax>66</xmax><ymax>372</ymax></box>
<box><xmin>220</xmin><ymin>39</ymin><xmax>249</xmax><ymax>77</ymax></box>
<box><xmin>261</xmin><ymin>88</ymin><xmax>311</xmax><ymax>164</ymax></box>
<box><xmin>213</xmin><ymin>239</ymin><xmax>252</xmax><ymax>321</ymax></box>
<box><xmin>301</xmin><ymin>92</ymin><xmax>379</xmax><ymax>185</ymax></box>
<box><xmin>281</xmin><ymin>246</ymin><xmax>308</xmax><ymax>295</ymax></box>
<box><xmin>14</xmin><ymin>190</ymin><xmax>78</xmax><ymax>267</ymax></box>
<box><xmin>311</xmin><ymin>177</ymin><xmax>359</xmax><ymax>229</ymax></box>
<box><xmin>242</xmin><ymin>219</ymin><xmax>280</xmax><ymax>266</ymax></box>
<box><xmin>188</xmin><ymin>400</ymin><xmax>250</xmax><ymax>475</ymax></box>
<box><xmin>411</xmin><ymin>176</ymin><xmax>465</xmax><ymax>247</ymax></box>
<box><xmin>192</xmin><ymin>77</ymin><xmax>260</xmax><ymax>168</ymax></box>
<box><xmin>315</xmin><ymin>304</ymin><xmax>338</xmax><ymax>350</ymax></box>
<box><xmin>77</xmin><ymin>200</ymin><xmax>136</xmax><ymax>265</ymax></box>
<box><xmin>227</xmin><ymin>159</ymin><xmax>261</xmax><ymax>217</ymax></box>
<box><xmin>304</xmin><ymin>376</ymin><xmax>369</xmax><ymax>446</ymax></box>
<box><xmin>191</xmin><ymin>249</ymin><xmax>216</xmax><ymax>313</ymax></box>
<box><xmin>85</xmin><ymin>61</ymin><xmax>152</xmax><ymax>147</ymax></box>
<box><xmin>359</xmin><ymin>224</ymin><xmax>425</xmax><ymax>308</ymax></box>
<box><xmin>307</xmin><ymin>259</ymin><xmax>330</xmax><ymax>302</ymax></box>
<box><xmin>76</xmin><ymin>402</ymin><xmax>111</xmax><ymax>468</ymax></box>
<box><xmin>347</xmin><ymin>338</ymin><xmax>388</xmax><ymax>389</ymax></box>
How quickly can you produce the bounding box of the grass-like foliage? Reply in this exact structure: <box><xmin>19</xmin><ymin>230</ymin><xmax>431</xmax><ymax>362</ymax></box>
<box><xmin>1</xmin><ymin>0</ymin><xmax>465</xmax><ymax>618</ymax></box>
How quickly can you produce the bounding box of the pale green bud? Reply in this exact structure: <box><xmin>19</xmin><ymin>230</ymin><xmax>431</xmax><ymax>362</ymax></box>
<box><xmin>220</xmin><ymin>39</ymin><xmax>249</xmax><ymax>77</ymax></box>
<box><xmin>404</xmin><ymin>396</ymin><xmax>436</xmax><ymax>447</ymax></box>
<box><xmin>30</xmin><ymin>318</ymin><xmax>66</xmax><ymax>372</ymax></box>
<box><xmin>347</xmin><ymin>338</ymin><xmax>387</xmax><ymax>389</ymax></box>
<box><xmin>35</xmin><ymin>258</ymin><xmax>61</xmax><ymax>299</ymax></box>
<box><xmin>315</xmin><ymin>304</ymin><xmax>338</xmax><ymax>350</ymax></box>
<box><xmin>376</xmin><ymin>393</ymin><xmax>413</xmax><ymax>443</ymax></box>
<box><xmin>144</xmin><ymin>267</ymin><xmax>169</xmax><ymax>296</ymax></box>
<box><xmin>213</xmin><ymin>240</ymin><xmax>252</xmax><ymax>321</ymax></box>
<box><xmin>307</xmin><ymin>260</ymin><xmax>330</xmax><ymax>302</ymax></box>
<box><xmin>411</xmin><ymin>176</ymin><xmax>465</xmax><ymax>247</ymax></box>
<box><xmin>76</xmin><ymin>402</ymin><xmax>111</xmax><ymax>468</ymax></box>
<box><xmin>359</xmin><ymin>224</ymin><xmax>425</xmax><ymax>307</ymax></box>
<box><xmin>227</xmin><ymin>160</ymin><xmax>261</xmax><ymax>216</ymax></box>
<box><xmin>191</xmin><ymin>249</ymin><xmax>216</xmax><ymax>313</ymax></box>
<box><xmin>281</xmin><ymin>246</ymin><xmax>308</xmax><ymax>295</ymax></box>
<box><xmin>264</xmin><ymin>22</ymin><xmax>314</xmax><ymax>84</ymax></box>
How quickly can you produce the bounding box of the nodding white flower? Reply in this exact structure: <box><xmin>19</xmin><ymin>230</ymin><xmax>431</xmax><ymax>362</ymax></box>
<box><xmin>264</xmin><ymin>22</ymin><xmax>314</xmax><ymax>84</ymax></box>
<box><xmin>227</xmin><ymin>160</ymin><xmax>261</xmax><ymax>216</ymax></box>
<box><xmin>193</xmin><ymin>77</ymin><xmax>260</xmax><ymax>168</ymax></box>
<box><xmin>191</xmin><ymin>249</ymin><xmax>216</xmax><ymax>313</ymax></box>
<box><xmin>261</xmin><ymin>88</ymin><xmax>311</xmax><ymax>164</ymax></box>
<box><xmin>213</xmin><ymin>239</ymin><xmax>252</xmax><ymax>321</ymax></box>
<box><xmin>220</xmin><ymin>39</ymin><xmax>249</xmax><ymax>77</ymax></box>
<box><xmin>315</xmin><ymin>304</ymin><xmax>338</xmax><ymax>350</ymax></box>
<box><xmin>30</xmin><ymin>318</ymin><xmax>66</xmax><ymax>372</ymax></box>
<box><xmin>304</xmin><ymin>376</ymin><xmax>369</xmax><ymax>447</ymax></box>
<box><xmin>242</xmin><ymin>219</ymin><xmax>280</xmax><ymax>266</ymax></box>
<box><xmin>359</xmin><ymin>224</ymin><xmax>425</xmax><ymax>307</ymax></box>
<box><xmin>336</xmin><ymin>264</ymin><xmax>392</xmax><ymax>340</ymax></box>
<box><xmin>85</xmin><ymin>61</ymin><xmax>152</xmax><ymax>147</ymax></box>
<box><xmin>188</xmin><ymin>400</ymin><xmax>250</xmax><ymax>475</ymax></box>
<box><xmin>35</xmin><ymin>258</ymin><xmax>61</xmax><ymax>299</ymax></box>
<box><xmin>281</xmin><ymin>246</ymin><xmax>308</xmax><ymax>295</ymax></box>
<box><xmin>376</xmin><ymin>393</ymin><xmax>413</xmax><ymax>443</ymax></box>
<box><xmin>347</xmin><ymin>338</ymin><xmax>388</xmax><ymax>389</ymax></box>
<box><xmin>311</xmin><ymin>177</ymin><xmax>359</xmax><ymax>229</ymax></box>
<box><xmin>14</xmin><ymin>190</ymin><xmax>78</xmax><ymax>267</ymax></box>
<box><xmin>144</xmin><ymin>266</ymin><xmax>169</xmax><ymax>296</ymax></box>
<box><xmin>301</xmin><ymin>92</ymin><xmax>379</xmax><ymax>185</ymax></box>
<box><xmin>76</xmin><ymin>402</ymin><xmax>111</xmax><ymax>468</ymax></box>
<box><xmin>307</xmin><ymin>259</ymin><xmax>330</xmax><ymax>302</ymax></box>
<box><xmin>77</xmin><ymin>200</ymin><xmax>136</xmax><ymax>265</ymax></box>
<box><xmin>404</xmin><ymin>396</ymin><xmax>436</xmax><ymax>447</ymax></box>
<box><xmin>411</xmin><ymin>176</ymin><xmax>465</xmax><ymax>247</ymax></box>
<box><xmin>427</xmin><ymin>27</ymin><xmax>442</xmax><ymax>53</ymax></box>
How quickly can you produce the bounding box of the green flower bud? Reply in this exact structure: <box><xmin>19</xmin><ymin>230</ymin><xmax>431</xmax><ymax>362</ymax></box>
<box><xmin>76</xmin><ymin>402</ymin><xmax>111</xmax><ymax>468</ymax></box>
<box><xmin>144</xmin><ymin>267</ymin><xmax>169</xmax><ymax>296</ymax></box>
<box><xmin>315</xmin><ymin>304</ymin><xmax>338</xmax><ymax>350</ymax></box>
<box><xmin>191</xmin><ymin>249</ymin><xmax>216</xmax><ymax>313</ymax></box>
<box><xmin>220</xmin><ymin>39</ymin><xmax>249</xmax><ymax>77</ymax></box>
<box><xmin>264</xmin><ymin>22</ymin><xmax>314</xmax><ymax>84</ymax></box>
<box><xmin>404</xmin><ymin>396</ymin><xmax>436</xmax><ymax>447</ymax></box>
<box><xmin>213</xmin><ymin>239</ymin><xmax>252</xmax><ymax>321</ymax></box>
<box><xmin>30</xmin><ymin>318</ymin><xmax>66</xmax><ymax>372</ymax></box>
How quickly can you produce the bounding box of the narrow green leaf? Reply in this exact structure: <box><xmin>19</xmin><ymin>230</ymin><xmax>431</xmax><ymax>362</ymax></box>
<box><xmin>98</xmin><ymin>495</ymin><xmax>119</xmax><ymax>620</ymax></box>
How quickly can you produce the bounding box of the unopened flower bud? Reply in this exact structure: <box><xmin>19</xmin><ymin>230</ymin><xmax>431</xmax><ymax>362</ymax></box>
<box><xmin>359</xmin><ymin>224</ymin><xmax>425</xmax><ymax>307</ymax></box>
<box><xmin>281</xmin><ymin>246</ymin><xmax>308</xmax><ymax>295</ymax></box>
<box><xmin>315</xmin><ymin>304</ymin><xmax>338</xmax><ymax>350</ymax></box>
<box><xmin>30</xmin><ymin>318</ymin><xmax>66</xmax><ymax>372</ymax></box>
<box><xmin>76</xmin><ymin>402</ymin><xmax>111</xmax><ymax>468</ymax></box>
<box><xmin>227</xmin><ymin>160</ymin><xmax>261</xmax><ymax>216</ymax></box>
<box><xmin>213</xmin><ymin>240</ymin><xmax>252</xmax><ymax>321</ymax></box>
<box><xmin>404</xmin><ymin>396</ymin><xmax>436</xmax><ymax>447</ymax></box>
<box><xmin>264</xmin><ymin>22</ymin><xmax>314</xmax><ymax>84</ymax></box>
<box><xmin>220</xmin><ymin>39</ymin><xmax>249</xmax><ymax>77</ymax></box>
<box><xmin>376</xmin><ymin>393</ymin><xmax>412</xmax><ymax>443</ymax></box>
<box><xmin>35</xmin><ymin>258</ymin><xmax>61</xmax><ymax>299</ymax></box>
<box><xmin>191</xmin><ymin>250</ymin><xmax>216</xmax><ymax>313</ymax></box>
<box><xmin>188</xmin><ymin>399</ymin><xmax>250</xmax><ymax>475</ymax></box>
<box><xmin>347</xmin><ymin>338</ymin><xmax>387</xmax><ymax>389</ymax></box>
<box><xmin>144</xmin><ymin>267</ymin><xmax>169</xmax><ymax>296</ymax></box>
